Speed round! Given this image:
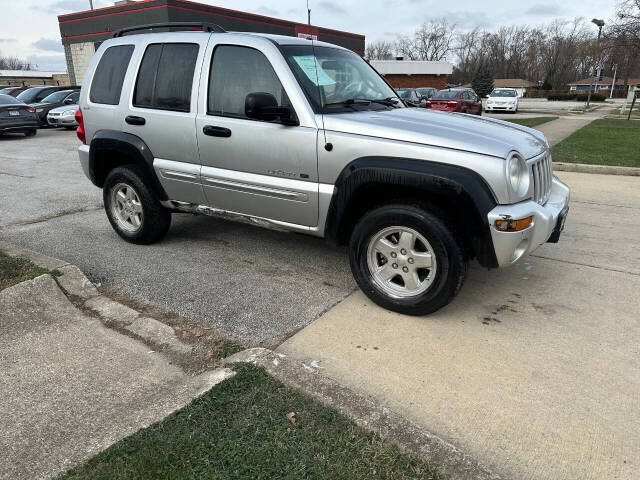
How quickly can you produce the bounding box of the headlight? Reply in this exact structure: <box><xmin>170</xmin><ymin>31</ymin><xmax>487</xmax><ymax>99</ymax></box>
<box><xmin>506</xmin><ymin>152</ymin><xmax>529</xmax><ymax>199</ymax></box>
<box><xmin>62</xmin><ymin>110</ymin><xmax>76</xmax><ymax>116</ymax></box>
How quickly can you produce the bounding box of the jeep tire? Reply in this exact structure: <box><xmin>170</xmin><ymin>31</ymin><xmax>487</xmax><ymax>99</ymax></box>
<box><xmin>349</xmin><ymin>204</ymin><xmax>467</xmax><ymax>315</ymax></box>
<box><xmin>103</xmin><ymin>166</ymin><xmax>171</xmax><ymax>244</ymax></box>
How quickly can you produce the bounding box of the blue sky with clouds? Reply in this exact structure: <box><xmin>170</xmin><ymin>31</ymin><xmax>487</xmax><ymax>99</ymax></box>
<box><xmin>0</xmin><ymin>0</ymin><xmax>617</xmax><ymax>72</ymax></box>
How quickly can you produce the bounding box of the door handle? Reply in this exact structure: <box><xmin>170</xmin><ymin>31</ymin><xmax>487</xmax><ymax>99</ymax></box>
<box><xmin>203</xmin><ymin>125</ymin><xmax>231</xmax><ymax>137</ymax></box>
<box><xmin>125</xmin><ymin>115</ymin><xmax>146</xmax><ymax>126</ymax></box>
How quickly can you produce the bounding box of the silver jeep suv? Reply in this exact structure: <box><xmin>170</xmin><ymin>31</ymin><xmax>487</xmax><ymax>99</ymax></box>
<box><xmin>77</xmin><ymin>23</ymin><xmax>570</xmax><ymax>315</ymax></box>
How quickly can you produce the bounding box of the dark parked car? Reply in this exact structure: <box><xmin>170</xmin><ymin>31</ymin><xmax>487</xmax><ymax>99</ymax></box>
<box><xmin>0</xmin><ymin>86</ymin><xmax>30</xmax><ymax>97</ymax></box>
<box><xmin>32</xmin><ymin>89</ymin><xmax>80</xmax><ymax>126</ymax></box>
<box><xmin>426</xmin><ymin>88</ymin><xmax>482</xmax><ymax>115</ymax></box>
<box><xmin>396</xmin><ymin>88</ymin><xmax>425</xmax><ymax>107</ymax></box>
<box><xmin>0</xmin><ymin>94</ymin><xmax>39</xmax><ymax>137</ymax></box>
<box><xmin>15</xmin><ymin>85</ymin><xmax>80</xmax><ymax>105</ymax></box>
<box><xmin>416</xmin><ymin>87</ymin><xmax>437</xmax><ymax>100</ymax></box>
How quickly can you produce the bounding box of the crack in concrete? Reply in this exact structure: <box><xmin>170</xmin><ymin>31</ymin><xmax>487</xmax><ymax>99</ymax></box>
<box><xmin>572</xmin><ymin>199</ymin><xmax>637</xmax><ymax>210</ymax></box>
<box><xmin>0</xmin><ymin>205</ymin><xmax>103</xmax><ymax>230</ymax></box>
<box><xmin>531</xmin><ymin>254</ymin><xmax>639</xmax><ymax>276</ymax></box>
<box><xmin>0</xmin><ymin>171</ymin><xmax>35</xmax><ymax>178</ymax></box>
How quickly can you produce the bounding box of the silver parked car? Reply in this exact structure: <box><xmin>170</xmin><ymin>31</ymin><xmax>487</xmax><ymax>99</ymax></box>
<box><xmin>47</xmin><ymin>104</ymin><xmax>79</xmax><ymax>129</ymax></box>
<box><xmin>76</xmin><ymin>23</ymin><xmax>570</xmax><ymax>315</ymax></box>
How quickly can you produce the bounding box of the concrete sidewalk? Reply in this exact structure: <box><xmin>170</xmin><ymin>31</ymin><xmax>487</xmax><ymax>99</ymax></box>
<box><xmin>0</xmin><ymin>271</ymin><xmax>232</xmax><ymax>480</ymax></box>
<box><xmin>534</xmin><ymin>116</ymin><xmax>600</xmax><ymax>146</ymax></box>
<box><xmin>278</xmin><ymin>170</ymin><xmax>640</xmax><ymax>480</ymax></box>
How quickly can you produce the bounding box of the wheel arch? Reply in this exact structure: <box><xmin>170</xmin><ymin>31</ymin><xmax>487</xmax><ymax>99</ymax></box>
<box><xmin>324</xmin><ymin>156</ymin><xmax>499</xmax><ymax>269</ymax></box>
<box><xmin>88</xmin><ymin>130</ymin><xmax>168</xmax><ymax>201</ymax></box>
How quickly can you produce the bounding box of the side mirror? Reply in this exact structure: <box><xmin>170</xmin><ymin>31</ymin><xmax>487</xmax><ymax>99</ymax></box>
<box><xmin>245</xmin><ymin>92</ymin><xmax>298</xmax><ymax>126</ymax></box>
<box><xmin>63</xmin><ymin>98</ymin><xmax>74</xmax><ymax>105</ymax></box>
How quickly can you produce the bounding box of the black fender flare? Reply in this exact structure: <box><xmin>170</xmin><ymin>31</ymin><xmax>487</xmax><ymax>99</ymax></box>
<box><xmin>324</xmin><ymin>156</ymin><xmax>499</xmax><ymax>268</ymax></box>
<box><xmin>88</xmin><ymin>130</ymin><xmax>168</xmax><ymax>201</ymax></box>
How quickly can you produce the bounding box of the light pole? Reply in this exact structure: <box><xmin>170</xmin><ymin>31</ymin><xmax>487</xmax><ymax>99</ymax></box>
<box><xmin>89</xmin><ymin>0</ymin><xmax>94</xmax><ymax>9</ymax></box>
<box><xmin>307</xmin><ymin>0</ymin><xmax>311</xmax><ymax>25</ymax></box>
<box><xmin>586</xmin><ymin>18</ymin><xmax>605</xmax><ymax>110</ymax></box>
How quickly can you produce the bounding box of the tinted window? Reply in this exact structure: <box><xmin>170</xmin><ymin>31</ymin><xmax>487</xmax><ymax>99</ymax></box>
<box><xmin>208</xmin><ymin>45</ymin><xmax>290</xmax><ymax>118</ymax></box>
<box><xmin>433</xmin><ymin>90</ymin><xmax>460</xmax><ymax>99</ymax></box>
<box><xmin>90</xmin><ymin>45</ymin><xmax>134</xmax><ymax>105</ymax></box>
<box><xmin>41</xmin><ymin>90</ymin><xmax>73</xmax><ymax>103</ymax></box>
<box><xmin>0</xmin><ymin>94</ymin><xmax>20</xmax><ymax>105</ymax></box>
<box><xmin>66</xmin><ymin>91</ymin><xmax>80</xmax><ymax>103</ymax></box>
<box><xmin>134</xmin><ymin>43</ymin><xmax>199</xmax><ymax>112</ymax></box>
<box><xmin>17</xmin><ymin>88</ymin><xmax>45</xmax><ymax>103</ymax></box>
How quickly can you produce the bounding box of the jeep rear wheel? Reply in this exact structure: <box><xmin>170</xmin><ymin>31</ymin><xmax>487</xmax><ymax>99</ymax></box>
<box><xmin>349</xmin><ymin>204</ymin><xmax>467</xmax><ymax>315</ymax></box>
<box><xmin>103</xmin><ymin>166</ymin><xmax>171</xmax><ymax>244</ymax></box>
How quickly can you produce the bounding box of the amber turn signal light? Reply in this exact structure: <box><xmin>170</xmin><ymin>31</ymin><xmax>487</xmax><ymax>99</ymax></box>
<box><xmin>495</xmin><ymin>216</ymin><xmax>533</xmax><ymax>232</ymax></box>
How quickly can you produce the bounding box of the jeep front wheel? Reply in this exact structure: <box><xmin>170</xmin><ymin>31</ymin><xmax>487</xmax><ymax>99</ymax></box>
<box><xmin>349</xmin><ymin>204</ymin><xmax>467</xmax><ymax>315</ymax></box>
<box><xmin>103</xmin><ymin>166</ymin><xmax>171</xmax><ymax>244</ymax></box>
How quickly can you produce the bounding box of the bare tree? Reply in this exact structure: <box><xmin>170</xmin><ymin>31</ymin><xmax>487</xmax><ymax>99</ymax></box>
<box><xmin>395</xmin><ymin>19</ymin><xmax>457</xmax><ymax>61</ymax></box>
<box><xmin>364</xmin><ymin>40</ymin><xmax>395</xmax><ymax>61</ymax></box>
<box><xmin>0</xmin><ymin>53</ymin><xmax>34</xmax><ymax>70</ymax></box>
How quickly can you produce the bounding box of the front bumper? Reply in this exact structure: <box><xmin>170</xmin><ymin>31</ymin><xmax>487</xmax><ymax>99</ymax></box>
<box><xmin>485</xmin><ymin>104</ymin><xmax>517</xmax><ymax>112</ymax></box>
<box><xmin>47</xmin><ymin>114</ymin><xmax>78</xmax><ymax>127</ymax></box>
<box><xmin>487</xmin><ymin>176</ymin><xmax>570</xmax><ymax>267</ymax></box>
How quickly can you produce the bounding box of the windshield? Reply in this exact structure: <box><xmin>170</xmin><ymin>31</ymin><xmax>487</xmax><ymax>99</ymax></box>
<box><xmin>416</xmin><ymin>88</ymin><xmax>433</xmax><ymax>96</ymax></box>
<box><xmin>490</xmin><ymin>89</ymin><xmax>517</xmax><ymax>97</ymax></box>
<box><xmin>0</xmin><ymin>94</ymin><xmax>20</xmax><ymax>105</ymax></box>
<box><xmin>397</xmin><ymin>89</ymin><xmax>413</xmax><ymax>99</ymax></box>
<box><xmin>16</xmin><ymin>88</ymin><xmax>42</xmax><ymax>103</ymax></box>
<box><xmin>433</xmin><ymin>90</ymin><xmax>460</xmax><ymax>99</ymax></box>
<box><xmin>0</xmin><ymin>88</ymin><xmax>14</xmax><ymax>95</ymax></box>
<box><xmin>41</xmin><ymin>90</ymin><xmax>72</xmax><ymax>103</ymax></box>
<box><xmin>281</xmin><ymin>45</ymin><xmax>400</xmax><ymax>112</ymax></box>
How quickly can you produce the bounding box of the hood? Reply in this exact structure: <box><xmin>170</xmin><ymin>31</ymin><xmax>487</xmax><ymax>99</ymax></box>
<box><xmin>322</xmin><ymin>107</ymin><xmax>546</xmax><ymax>159</ymax></box>
<box><xmin>48</xmin><ymin>104</ymin><xmax>78</xmax><ymax>114</ymax></box>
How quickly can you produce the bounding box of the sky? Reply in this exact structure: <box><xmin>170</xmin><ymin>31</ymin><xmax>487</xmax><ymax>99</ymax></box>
<box><xmin>0</xmin><ymin>0</ymin><xmax>618</xmax><ymax>72</ymax></box>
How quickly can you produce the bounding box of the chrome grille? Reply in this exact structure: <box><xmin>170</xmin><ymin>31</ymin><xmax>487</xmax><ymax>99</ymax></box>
<box><xmin>531</xmin><ymin>151</ymin><xmax>552</xmax><ymax>205</ymax></box>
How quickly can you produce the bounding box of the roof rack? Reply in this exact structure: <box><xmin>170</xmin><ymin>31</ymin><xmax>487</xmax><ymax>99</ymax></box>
<box><xmin>113</xmin><ymin>22</ymin><xmax>226</xmax><ymax>38</ymax></box>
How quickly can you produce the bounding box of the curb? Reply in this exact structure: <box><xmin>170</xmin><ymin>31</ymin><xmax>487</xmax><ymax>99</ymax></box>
<box><xmin>0</xmin><ymin>240</ymin><xmax>195</xmax><ymax>360</ymax></box>
<box><xmin>229</xmin><ymin>348</ymin><xmax>502</xmax><ymax>480</ymax></box>
<box><xmin>553</xmin><ymin>162</ymin><xmax>640</xmax><ymax>176</ymax></box>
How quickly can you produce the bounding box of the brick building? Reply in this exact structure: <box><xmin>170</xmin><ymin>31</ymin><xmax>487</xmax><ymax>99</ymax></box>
<box><xmin>369</xmin><ymin>60</ymin><xmax>453</xmax><ymax>89</ymax></box>
<box><xmin>58</xmin><ymin>0</ymin><xmax>365</xmax><ymax>85</ymax></box>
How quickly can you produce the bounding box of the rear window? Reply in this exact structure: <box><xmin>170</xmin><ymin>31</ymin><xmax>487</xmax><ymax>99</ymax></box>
<box><xmin>0</xmin><ymin>94</ymin><xmax>20</xmax><ymax>104</ymax></box>
<box><xmin>90</xmin><ymin>44</ymin><xmax>134</xmax><ymax>105</ymax></box>
<box><xmin>433</xmin><ymin>90</ymin><xmax>460</xmax><ymax>99</ymax></box>
<box><xmin>134</xmin><ymin>43</ymin><xmax>199</xmax><ymax>112</ymax></box>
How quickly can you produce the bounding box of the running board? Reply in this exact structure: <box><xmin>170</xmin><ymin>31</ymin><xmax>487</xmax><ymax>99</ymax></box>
<box><xmin>160</xmin><ymin>200</ymin><xmax>319</xmax><ymax>234</ymax></box>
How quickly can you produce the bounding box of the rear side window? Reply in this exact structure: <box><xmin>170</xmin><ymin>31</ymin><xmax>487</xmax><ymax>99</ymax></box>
<box><xmin>90</xmin><ymin>45</ymin><xmax>134</xmax><ymax>105</ymax></box>
<box><xmin>134</xmin><ymin>43</ymin><xmax>199</xmax><ymax>112</ymax></box>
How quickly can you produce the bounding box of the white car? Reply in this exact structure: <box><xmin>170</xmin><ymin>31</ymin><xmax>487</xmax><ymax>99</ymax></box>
<box><xmin>46</xmin><ymin>104</ymin><xmax>79</xmax><ymax>129</ymax></box>
<box><xmin>485</xmin><ymin>88</ymin><xmax>519</xmax><ymax>113</ymax></box>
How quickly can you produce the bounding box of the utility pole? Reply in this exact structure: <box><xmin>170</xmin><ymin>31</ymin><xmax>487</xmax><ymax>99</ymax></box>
<box><xmin>610</xmin><ymin>64</ymin><xmax>617</xmax><ymax>99</ymax></box>
<box><xmin>586</xmin><ymin>18</ymin><xmax>604</xmax><ymax>111</ymax></box>
<box><xmin>89</xmin><ymin>0</ymin><xmax>94</xmax><ymax>9</ymax></box>
<box><xmin>307</xmin><ymin>0</ymin><xmax>311</xmax><ymax>25</ymax></box>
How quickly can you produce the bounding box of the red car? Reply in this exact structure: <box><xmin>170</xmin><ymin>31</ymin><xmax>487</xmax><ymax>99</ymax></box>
<box><xmin>426</xmin><ymin>88</ymin><xmax>482</xmax><ymax>115</ymax></box>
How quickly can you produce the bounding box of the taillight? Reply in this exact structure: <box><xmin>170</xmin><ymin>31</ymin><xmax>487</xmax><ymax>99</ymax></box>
<box><xmin>26</xmin><ymin>107</ymin><xmax>36</xmax><ymax>113</ymax></box>
<box><xmin>75</xmin><ymin>108</ymin><xmax>86</xmax><ymax>144</ymax></box>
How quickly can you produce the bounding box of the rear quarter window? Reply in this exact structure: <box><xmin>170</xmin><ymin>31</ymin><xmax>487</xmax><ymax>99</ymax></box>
<box><xmin>133</xmin><ymin>43</ymin><xmax>199</xmax><ymax>112</ymax></box>
<box><xmin>90</xmin><ymin>44</ymin><xmax>134</xmax><ymax>105</ymax></box>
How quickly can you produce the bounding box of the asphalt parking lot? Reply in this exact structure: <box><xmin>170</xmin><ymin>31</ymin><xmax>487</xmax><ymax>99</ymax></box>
<box><xmin>0</xmin><ymin>129</ymin><xmax>354</xmax><ymax>347</ymax></box>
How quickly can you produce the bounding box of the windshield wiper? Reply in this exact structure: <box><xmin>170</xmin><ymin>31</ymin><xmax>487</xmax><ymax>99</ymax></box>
<box><xmin>324</xmin><ymin>97</ymin><xmax>400</xmax><ymax>109</ymax></box>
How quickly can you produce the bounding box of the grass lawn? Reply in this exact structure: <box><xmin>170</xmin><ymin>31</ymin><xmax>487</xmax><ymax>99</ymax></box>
<box><xmin>551</xmin><ymin>118</ymin><xmax>640</xmax><ymax>168</ymax></box>
<box><xmin>58</xmin><ymin>364</ymin><xmax>444</xmax><ymax>480</ymax></box>
<box><xmin>505</xmin><ymin>116</ymin><xmax>557</xmax><ymax>128</ymax></box>
<box><xmin>0</xmin><ymin>250</ymin><xmax>59</xmax><ymax>291</ymax></box>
